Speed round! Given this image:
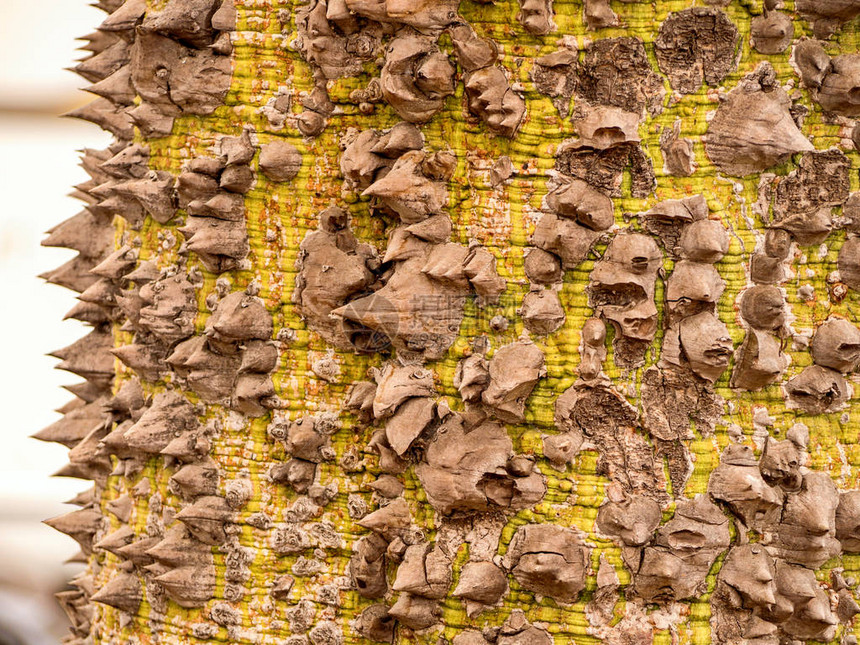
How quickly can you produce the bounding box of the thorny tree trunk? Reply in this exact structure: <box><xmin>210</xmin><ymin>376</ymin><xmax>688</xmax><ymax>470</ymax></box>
<box><xmin>39</xmin><ymin>0</ymin><xmax>860</xmax><ymax>643</ymax></box>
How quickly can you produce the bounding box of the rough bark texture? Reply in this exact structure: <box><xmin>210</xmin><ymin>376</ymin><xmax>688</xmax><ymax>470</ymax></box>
<box><xmin>42</xmin><ymin>0</ymin><xmax>860</xmax><ymax>644</ymax></box>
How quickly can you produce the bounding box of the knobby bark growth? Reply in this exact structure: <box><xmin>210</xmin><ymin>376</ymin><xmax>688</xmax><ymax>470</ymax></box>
<box><xmin>40</xmin><ymin>0</ymin><xmax>860</xmax><ymax>643</ymax></box>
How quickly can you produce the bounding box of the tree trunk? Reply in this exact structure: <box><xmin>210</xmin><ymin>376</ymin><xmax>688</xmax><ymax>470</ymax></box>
<box><xmin>40</xmin><ymin>0</ymin><xmax>860</xmax><ymax>643</ymax></box>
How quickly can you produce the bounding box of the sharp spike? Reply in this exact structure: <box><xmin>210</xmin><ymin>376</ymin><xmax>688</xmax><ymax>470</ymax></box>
<box><xmin>90</xmin><ymin>572</ymin><xmax>142</xmax><ymax>614</ymax></box>
<box><xmin>44</xmin><ymin>507</ymin><xmax>102</xmax><ymax>553</ymax></box>
<box><xmin>106</xmin><ymin>494</ymin><xmax>134</xmax><ymax>522</ymax></box>
<box><xmin>64</xmin><ymin>300</ymin><xmax>113</xmax><ymax>325</ymax></box>
<box><xmin>69</xmin><ymin>572</ymin><xmax>96</xmax><ymax>595</ymax></box>
<box><xmin>123</xmin><ymin>260</ymin><xmax>160</xmax><ymax>285</ymax></box>
<box><xmin>54</xmin><ymin>462</ymin><xmax>97</xmax><ymax>481</ymax></box>
<box><xmin>78</xmin><ymin>278</ymin><xmax>119</xmax><ymax>308</ymax></box>
<box><xmin>127</xmin><ymin>103</ymin><xmax>175</xmax><ymax>139</ymax></box>
<box><xmin>41</xmin><ymin>255</ymin><xmax>101</xmax><ymax>293</ymax></box>
<box><xmin>115</xmin><ymin>536</ymin><xmax>159</xmax><ymax>567</ymax></box>
<box><xmin>153</xmin><ymin>565</ymin><xmax>215</xmax><ymax>608</ymax></box>
<box><xmin>74</xmin><ymin>179</ymin><xmax>99</xmax><ymax>194</ymax></box>
<box><xmin>66</xmin><ymin>425</ymin><xmax>113</xmax><ymax>483</ymax></box>
<box><xmin>79</xmin><ymin>147</ymin><xmax>115</xmax><ymax>182</ymax></box>
<box><xmin>63</xmin><ymin>380</ymin><xmax>110</xmax><ymax>403</ymax></box>
<box><xmin>111</xmin><ymin>343</ymin><xmax>168</xmax><ymax>381</ymax></box>
<box><xmin>55</xmin><ymin>588</ymin><xmax>92</xmax><ymax>634</ymax></box>
<box><xmin>74</xmin><ymin>39</ymin><xmax>130</xmax><ymax>83</ymax></box>
<box><xmin>97</xmin><ymin>194</ymin><xmax>146</xmax><ymax>229</ymax></box>
<box><xmin>65</xmin><ymin>487</ymin><xmax>97</xmax><ymax>507</ymax></box>
<box><xmin>175</xmin><ymin>495</ymin><xmax>232</xmax><ymax>545</ymax></box>
<box><xmin>122</xmin><ymin>391</ymin><xmax>198</xmax><ymax>455</ymax></box>
<box><xmin>169</xmin><ymin>459</ymin><xmax>219</xmax><ymax>498</ymax></box>
<box><xmin>113</xmin><ymin>173</ymin><xmax>177</xmax><ymax>223</ymax></box>
<box><xmin>100</xmin><ymin>143</ymin><xmax>149</xmax><ymax>179</ymax></box>
<box><xmin>94</xmin><ymin>525</ymin><xmax>135</xmax><ymax>555</ymax></box>
<box><xmin>87</xmin><ymin>179</ymin><xmax>118</xmax><ymax>200</ymax></box>
<box><xmin>90</xmin><ymin>245</ymin><xmax>137</xmax><ymax>280</ymax></box>
<box><xmin>65</xmin><ymin>549</ymin><xmax>89</xmax><ymax>564</ymax></box>
<box><xmin>97</xmin><ymin>0</ymin><xmax>146</xmax><ymax>34</ymax></box>
<box><xmin>32</xmin><ymin>399</ymin><xmax>108</xmax><ymax>447</ymax></box>
<box><xmin>146</xmin><ymin>526</ymin><xmax>211</xmax><ymax>568</ymax></box>
<box><xmin>76</xmin><ymin>30</ymin><xmax>119</xmax><ymax>54</ymax></box>
<box><xmin>100</xmin><ymin>419</ymin><xmax>134</xmax><ymax>459</ymax></box>
<box><xmin>68</xmin><ymin>189</ymin><xmax>99</xmax><ymax>206</ymax></box>
<box><xmin>56</xmin><ymin>397</ymin><xmax>87</xmax><ymax>415</ymax></box>
<box><xmin>42</xmin><ymin>210</ymin><xmax>114</xmax><ymax>258</ymax></box>
<box><xmin>52</xmin><ymin>328</ymin><xmax>115</xmax><ymax>382</ymax></box>
<box><xmin>93</xmin><ymin>0</ymin><xmax>127</xmax><ymax>14</ymax></box>
<box><xmin>64</xmin><ymin>98</ymin><xmax>134</xmax><ymax>140</ymax></box>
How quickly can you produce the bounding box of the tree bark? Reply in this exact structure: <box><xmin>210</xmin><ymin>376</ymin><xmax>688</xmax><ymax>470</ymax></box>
<box><xmin>40</xmin><ymin>0</ymin><xmax>860</xmax><ymax>643</ymax></box>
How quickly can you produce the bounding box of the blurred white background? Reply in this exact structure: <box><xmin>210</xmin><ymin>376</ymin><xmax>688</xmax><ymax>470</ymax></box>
<box><xmin>0</xmin><ymin>1</ymin><xmax>112</xmax><ymax>641</ymax></box>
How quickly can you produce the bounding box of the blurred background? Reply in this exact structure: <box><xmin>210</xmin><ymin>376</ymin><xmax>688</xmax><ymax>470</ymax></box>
<box><xmin>0</xmin><ymin>1</ymin><xmax>113</xmax><ymax>642</ymax></box>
